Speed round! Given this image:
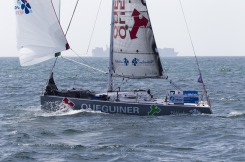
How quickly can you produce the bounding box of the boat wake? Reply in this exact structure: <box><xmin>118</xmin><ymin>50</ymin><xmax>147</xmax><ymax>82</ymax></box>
<box><xmin>227</xmin><ymin>111</ymin><xmax>245</xmax><ymax>118</ymax></box>
<box><xmin>39</xmin><ymin>108</ymin><xmax>83</xmax><ymax>117</ymax></box>
<box><xmin>39</xmin><ymin>107</ymin><xmax>105</xmax><ymax>117</ymax></box>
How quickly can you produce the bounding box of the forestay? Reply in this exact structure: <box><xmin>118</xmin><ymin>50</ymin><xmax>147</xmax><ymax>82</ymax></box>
<box><xmin>16</xmin><ymin>0</ymin><xmax>69</xmax><ymax>66</ymax></box>
<box><xmin>112</xmin><ymin>0</ymin><xmax>163</xmax><ymax>78</ymax></box>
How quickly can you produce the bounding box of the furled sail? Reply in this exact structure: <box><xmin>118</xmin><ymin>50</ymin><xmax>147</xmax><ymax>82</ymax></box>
<box><xmin>111</xmin><ymin>0</ymin><xmax>163</xmax><ymax>78</ymax></box>
<box><xmin>15</xmin><ymin>0</ymin><xmax>69</xmax><ymax>66</ymax></box>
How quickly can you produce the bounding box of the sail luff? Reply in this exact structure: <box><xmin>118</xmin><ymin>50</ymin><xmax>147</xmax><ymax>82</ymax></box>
<box><xmin>108</xmin><ymin>0</ymin><xmax>115</xmax><ymax>92</ymax></box>
<box><xmin>16</xmin><ymin>0</ymin><xmax>69</xmax><ymax>66</ymax></box>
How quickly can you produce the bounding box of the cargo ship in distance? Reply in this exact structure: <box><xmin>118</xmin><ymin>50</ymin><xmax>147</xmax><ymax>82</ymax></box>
<box><xmin>92</xmin><ymin>46</ymin><xmax>178</xmax><ymax>57</ymax></box>
<box><xmin>158</xmin><ymin>48</ymin><xmax>178</xmax><ymax>57</ymax></box>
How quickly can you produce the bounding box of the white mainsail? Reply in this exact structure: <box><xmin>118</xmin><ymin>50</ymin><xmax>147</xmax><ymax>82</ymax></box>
<box><xmin>111</xmin><ymin>0</ymin><xmax>163</xmax><ymax>78</ymax></box>
<box><xmin>16</xmin><ymin>0</ymin><xmax>69</xmax><ymax>66</ymax></box>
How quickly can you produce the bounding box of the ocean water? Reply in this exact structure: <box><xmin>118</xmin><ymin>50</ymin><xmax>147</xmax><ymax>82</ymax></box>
<box><xmin>0</xmin><ymin>57</ymin><xmax>244</xmax><ymax>161</ymax></box>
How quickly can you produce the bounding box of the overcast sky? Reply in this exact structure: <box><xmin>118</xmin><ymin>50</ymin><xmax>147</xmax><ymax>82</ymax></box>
<box><xmin>1</xmin><ymin>0</ymin><xmax>245</xmax><ymax>57</ymax></box>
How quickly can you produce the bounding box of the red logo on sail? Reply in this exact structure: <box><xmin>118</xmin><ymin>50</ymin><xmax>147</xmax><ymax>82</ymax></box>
<box><xmin>63</xmin><ymin>97</ymin><xmax>75</xmax><ymax>108</ymax></box>
<box><xmin>130</xmin><ymin>9</ymin><xmax>149</xmax><ymax>39</ymax></box>
<box><xmin>114</xmin><ymin>0</ymin><xmax>126</xmax><ymax>39</ymax></box>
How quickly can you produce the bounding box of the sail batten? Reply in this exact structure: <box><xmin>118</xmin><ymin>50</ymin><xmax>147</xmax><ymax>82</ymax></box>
<box><xmin>111</xmin><ymin>0</ymin><xmax>163</xmax><ymax>79</ymax></box>
<box><xmin>16</xmin><ymin>0</ymin><xmax>69</xmax><ymax>66</ymax></box>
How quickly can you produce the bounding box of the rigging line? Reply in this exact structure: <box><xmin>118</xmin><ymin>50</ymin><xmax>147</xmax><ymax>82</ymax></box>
<box><xmin>113</xmin><ymin>78</ymin><xmax>129</xmax><ymax>92</ymax></box>
<box><xmin>66</xmin><ymin>49</ymin><xmax>89</xmax><ymax>89</ymax></box>
<box><xmin>70</xmin><ymin>48</ymin><xmax>90</xmax><ymax>65</ymax></box>
<box><xmin>44</xmin><ymin>57</ymin><xmax>58</xmax><ymax>95</ymax></box>
<box><xmin>178</xmin><ymin>0</ymin><xmax>211</xmax><ymax>106</ymax></box>
<box><xmin>61</xmin><ymin>56</ymin><xmax>108</xmax><ymax>74</ymax></box>
<box><xmin>62</xmin><ymin>0</ymin><xmax>99</xmax><ymax>74</ymax></box>
<box><xmin>45</xmin><ymin>0</ymin><xmax>64</xmax><ymax>93</ymax></box>
<box><xmin>170</xmin><ymin>80</ymin><xmax>182</xmax><ymax>92</ymax></box>
<box><xmin>65</xmin><ymin>0</ymin><xmax>80</xmax><ymax>36</ymax></box>
<box><xmin>51</xmin><ymin>57</ymin><xmax>58</xmax><ymax>74</ymax></box>
<box><xmin>178</xmin><ymin>0</ymin><xmax>200</xmax><ymax>71</ymax></box>
<box><xmin>68</xmin><ymin>0</ymin><xmax>106</xmax><ymax>70</ymax></box>
<box><xmin>48</xmin><ymin>0</ymin><xmax>62</xmax><ymax>82</ymax></box>
<box><xmin>70</xmin><ymin>48</ymin><xmax>108</xmax><ymax>73</ymax></box>
<box><xmin>72</xmin><ymin>74</ymin><xmax>78</xmax><ymax>89</ymax></box>
<box><xmin>85</xmin><ymin>0</ymin><xmax>103</xmax><ymax>55</ymax></box>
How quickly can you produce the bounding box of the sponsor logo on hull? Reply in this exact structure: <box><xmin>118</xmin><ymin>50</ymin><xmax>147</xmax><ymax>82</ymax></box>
<box><xmin>148</xmin><ymin>105</ymin><xmax>161</xmax><ymax>116</ymax></box>
<box><xmin>62</xmin><ymin>97</ymin><xmax>75</xmax><ymax>109</ymax></box>
<box><xmin>81</xmin><ymin>103</ymin><xmax>140</xmax><ymax>114</ymax></box>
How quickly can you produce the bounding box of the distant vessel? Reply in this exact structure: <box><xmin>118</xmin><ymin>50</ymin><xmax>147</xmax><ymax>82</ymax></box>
<box><xmin>92</xmin><ymin>46</ymin><xmax>109</xmax><ymax>57</ymax></box>
<box><xmin>158</xmin><ymin>48</ymin><xmax>178</xmax><ymax>57</ymax></box>
<box><xmin>92</xmin><ymin>46</ymin><xmax>178</xmax><ymax>57</ymax></box>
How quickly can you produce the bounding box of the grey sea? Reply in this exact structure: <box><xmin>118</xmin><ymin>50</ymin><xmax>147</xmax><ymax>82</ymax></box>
<box><xmin>0</xmin><ymin>57</ymin><xmax>244</xmax><ymax>162</ymax></box>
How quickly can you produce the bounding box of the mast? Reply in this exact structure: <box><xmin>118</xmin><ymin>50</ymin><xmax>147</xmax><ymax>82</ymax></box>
<box><xmin>107</xmin><ymin>0</ymin><xmax>114</xmax><ymax>92</ymax></box>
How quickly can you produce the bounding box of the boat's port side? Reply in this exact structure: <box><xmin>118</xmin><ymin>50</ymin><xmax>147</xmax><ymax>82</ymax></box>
<box><xmin>41</xmin><ymin>95</ymin><xmax>212</xmax><ymax>116</ymax></box>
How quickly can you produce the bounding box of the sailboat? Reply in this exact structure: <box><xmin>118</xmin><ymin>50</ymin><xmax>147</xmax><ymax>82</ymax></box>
<box><xmin>16</xmin><ymin>0</ymin><xmax>212</xmax><ymax>115</ymax></box>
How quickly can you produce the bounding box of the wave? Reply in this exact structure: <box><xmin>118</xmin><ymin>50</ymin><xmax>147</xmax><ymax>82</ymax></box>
<box><xmin>228</xmin><ymin>111</ymin><xmax>245</xmax><ymax>118</ymax></box>
<box><xmin>39</xmin><ymin>108</ymin><xmax>106</xmax><ymax>117</ymax></box>
<box><xmin>39</xmin><ymin>108</ymin><xmax>83</xmax><ymax>117</ymax></box>
<box><xmin>17</xmin><ymin>143</ymin><xmax>86</xmax><ymax>150</ymax></box>
<box><xmin>220</xmin><ymin>98</ymin><xmax>240</xmax><ymax>102</ymax></box>
<box><xmin>220</xmin><ymin>67</ymin><xmax>232</xmax><ymax>72</ymax></box>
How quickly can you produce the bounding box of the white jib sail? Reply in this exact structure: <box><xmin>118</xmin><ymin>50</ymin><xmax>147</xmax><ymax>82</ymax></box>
<box><xmin>15</xmin><ymin>0</ymin><xmax>69</xmax><ymax>66</ymax></box>
<box><xmin>112</xmin><ymin>0</ymin><xmax>163</xmax><ymax>78</ymax></box>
